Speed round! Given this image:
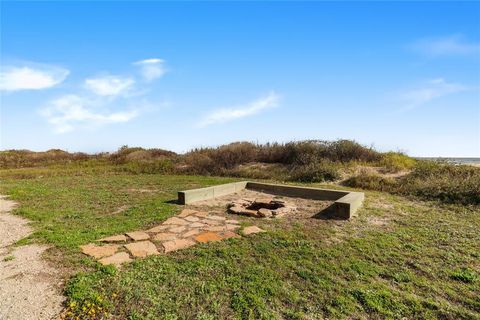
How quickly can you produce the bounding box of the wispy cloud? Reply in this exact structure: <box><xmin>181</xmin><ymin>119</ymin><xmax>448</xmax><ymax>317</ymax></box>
<box><xmin>133</xmin><ymin>58</ymin><xmax>167</xmax><ymax>82</ymax></box>
<box><xmin>41</xmin><ymin>94</ymin><xmax>138</xmax><ymax>133</ymax></box>
<box><xmin>401</xmin><ymin>78</ymin><xmax>468</xmax><ymax>110</ymax></box>
<box><xmin>410</xmin><ymin>35</ymin><xmax>480</xmax><ymax>56</ymax></box>
<box><xmin>199</xmin><ymin>91</ymin><xmax>280</xmax><ymax>127</ymax></box>
<box><xmin>84</xmin><ymin>75</ymin><xmax>135</xmax><ymax>96</ymax></box>
<box><xmin>0</xmin><ymin>63</ymin><xmax>69</xmax><ymax>91</ymax></box>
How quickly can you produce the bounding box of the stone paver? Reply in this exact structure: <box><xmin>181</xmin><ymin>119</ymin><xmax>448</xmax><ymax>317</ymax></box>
<box><xmin>184</xmin><ymin>216</ymin><xmax>200</xmax><ymax>222</ymax></box>
<box><xmin>194</xmin><ymin>211</ymin><xmax>209</xmax><ymax>217</ymax></box>
<box><xmin>243</xmin><ymin>226</ymin><xmax>266</xmax><ymax>235</ymax></box>
<box><xmin>163</xmin><ymin>239</ymin><xmax>196</xmax><ymax>253</ymax></box>
<box><xmin>163</xmin><ymin>217</ymin><xmax>189</xmax><ymax>225</ymax></box>
<box><xmin>219</xmin><ymin>231</ymin><xmax>241</xmax><ymax>240</ymax></box>
<box><xmin>126</xmin><ymin>231</ymin><xmax>150</xmax><ymax>241</ymax></box>
<box><xmin>153</xmin><ymin>232</ymin><xmax>177</xmax><ymax>241</ymax></box>
<box><xmin>125</xmin><ymin>241</ymin><xmax>159</xmax><ymax>257</ymax></box>
<box><xmin>189</xmin><ymin>222</ymin><xmax>206</xmax><ymax>228</ymax></box>
<box><xmin>182</xmin><ymin>229</ymin><xmax>201</xmax><ymax>238</ymax></box>
<box><xmin>147</xmin><ymin>225</ymin><xmax>170</xmax><ymax>233</ymax></box>
<box><xmin>99</xmin><ymin>234</ymin><xmax>127</xmax><ymax>243</ymax></box>
<box><xmin>169</xmin><ymin>226</ymin><xmax>187</xmax><ymax>233</ymax></box>
<box><xmin>80</xmin><ymin>244</ymin><xmax>119</xmax><ymax>259</ymax></box>
<box><xmin>207</xmin><ymin>215</ymin><xmax>226</xmax><ymax>221</ymax></box>
<box><xmin>202</xmin><ymin>219</ymin><xmax>222</xmax><ymax>226</ymax></box>
<box><xmin>82</xmin><ymin>207</ymin><xmax>267</xmax><ymax>264</ymax></box>
<box><xmin>98</xmin><ymin>252</ymin><xmax>132</xmax><ymax>267</ymax></box>
<box><xmin>178</xmin><ymin>209</ymin><xmax>198</xmax><ymax>217</ymax></box>
<box><xmin>226</xmin><ymin>224</ymin><xmax>240</xmax><ymax>230</ymax></box>
<box><xmin>195</xmin><ymin>232</ymin><xmax>223</xmax><ymax>243</ymax></box>
<box><xmin>206</xmin><ymin>225</ymin><xmax>226</xmax><ymax>232</ymax></box>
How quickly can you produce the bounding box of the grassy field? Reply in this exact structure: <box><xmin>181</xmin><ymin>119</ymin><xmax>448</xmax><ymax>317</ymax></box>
<box><xmin>1</xmin><ymin>165</ymin><xmax>479</xmax><ymax>319</ymax></box>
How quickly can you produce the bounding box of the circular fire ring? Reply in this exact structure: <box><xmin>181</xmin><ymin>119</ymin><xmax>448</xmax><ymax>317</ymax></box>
<box><xmin>227</xmin><ymin>197</ymin><xmax>296</xmax><ymax>218</ymax></box>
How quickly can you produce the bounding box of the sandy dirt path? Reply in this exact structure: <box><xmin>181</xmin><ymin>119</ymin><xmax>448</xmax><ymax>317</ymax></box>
<box><xmin>0</xmin><ymin>195</ymin><xmax>64</xmax><ymax>320</ymax></box>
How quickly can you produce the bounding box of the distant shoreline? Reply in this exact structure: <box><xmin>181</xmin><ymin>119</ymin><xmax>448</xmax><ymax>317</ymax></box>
<box><xmin>415</xmin><ymin>157</ymin><xmax>480</xmax><ymax>166</ymax></box>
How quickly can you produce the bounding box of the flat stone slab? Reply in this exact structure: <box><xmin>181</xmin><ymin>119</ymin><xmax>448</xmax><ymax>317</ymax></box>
<box><xmin>243</xmin><ymin>226</ymin><xmax>266</xmax><ymax>235</ymax></box>
<box><xmin>206</xmin><ymin>225</ymin><xmax>226</xmax><ymax>232</ymax></box>
<box><xmin>219</xmin><ymin>231</ymin><xmax>241</xmax><ymax>240</ymax></box>
<box><xmin>153</xmin><ymin>232</ymin><xmax>177</xmax><ymax>241</ymax></box>
<box><xmin>226</xmin><ymin>224</ymin><xmax>240</xmax><ymax>231</ymax></box>
<box><xmin>189</xmin><ymin>222</ymin><xmax>206</xmax><ymax>228</ymax></box>
<box><xmin>99</xmin><ymin>234</ymin><xmax>128</xmax><ymax>243</ymax></box>
<box><xmin>206</xmin><ymin>215</ymin><xmax>226</xmax><ymax>221</ymax></box>
<box><xmin>184</xmin><ymin>216</ymin><xmax>200</xmax><ymax>222</ymax></box>
<box><xmin>98</xmin><ymin>252</ymin><xmax>132</xmax><ymax>267</ymax></box>
<box><xmin>169</xmin><ymin>226</ymin><xmax>187</xmax><ymax>234</ymax></box>
<box><xmin>163</xmin><ymin>217</ymin><xmax>189</xmax><ymax>226</ymax></box>
<box><xmin>126</xmin><ymin>231</ymin><xmax>150</xmax><ymax>241</ymax></box>
<box><xmin>202</xmin><ymin>219</ymin><xmax>222</xmax><ymax>226</ymax></box>
<box><xmin>146</xmin><ymin>225</ymin><xmax>170</xmax><ymax>233</ymax></box>
<box><xmin>194</xmin><ymin>211</ymin><xmax>209</xmax><ymax>218</ymax></box>
<box><xmin>178</xmin><ymin>209</ymin><xmax>198</xmax><ymax>217</ymax></box>
<box><xmin>163</xmin><ymin>239</ymin><xmax>196</xmax><ymax>253</ymax></box>
<box><xmin>80</xmin><ymin>243</ymin><xmax>119</xmax><ymax>259</ymax></box>
<box><xmin>182</xmin><ymin>229</ymin><xmax>201</xmax><ymax>238</ymax></box>
<box><xmin>225</xmin><ymin>219</ymin><xmax>239</xmax><ymax>224</ymax></box>
<box><xmin>125</xmin><ymin>241</ymin><xmax>159</xmax><ymax>257</ymax></box>
<box><xmin>195</xmin><ymin>232</ymin><xmax>223</xmax><ymax>243</ymax></box>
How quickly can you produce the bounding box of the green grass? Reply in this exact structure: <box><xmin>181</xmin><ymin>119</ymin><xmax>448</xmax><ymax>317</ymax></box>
<box><xmin>1</xmin><ymin>165</ymin><xmax>479</xmax><ymax>319</ymax></box>
<box><xmin>3</xmin><ymin>255</ymin><xmax>15</xmax><ymax>262</ymax></box>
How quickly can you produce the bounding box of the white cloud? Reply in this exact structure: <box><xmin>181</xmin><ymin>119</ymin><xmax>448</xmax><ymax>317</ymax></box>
<box><xmin>0</xmin><ymin>64</ymin><xmax>69</xmax><ymax>91</ymax></box>
<box><xmin>41</xmin><ymin>94</ymin><xmax>138</xmax><ymax>133</ymax></box>
<box><xmin>133</xmin><ymin>58</ymin><xmax>166</xmax><ymax>81</ymax></box>
<box><xmin>401</xmin><ymin>78</ymin><xmax>468</xmax><ymax>110</ymax></box>
<box><xmin>199</xmin><ymin>91</ymin><xmax>280</xmax><ymax>127</ymax></box>
<box><xmin>410</xmin><ymin>35</ymin><xmax>480</xmax><ymax>56</ymax></box>
<box><xmin>84</xmin><ymin>75</ymin><xmax>135</xmax><ymax>96</ymax></box>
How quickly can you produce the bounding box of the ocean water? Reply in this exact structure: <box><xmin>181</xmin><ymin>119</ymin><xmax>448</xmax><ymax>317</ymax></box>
<box><xmin>416</xmin><ymin>157</ymin><xmax>480</xmax><ymax>165</ymax></box>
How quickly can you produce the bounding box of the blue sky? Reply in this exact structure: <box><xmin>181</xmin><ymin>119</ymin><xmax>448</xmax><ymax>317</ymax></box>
<box><xmin>1</xmin><ymin>1</ymin><xmax>479</xmax><ymax>157</ymax></box>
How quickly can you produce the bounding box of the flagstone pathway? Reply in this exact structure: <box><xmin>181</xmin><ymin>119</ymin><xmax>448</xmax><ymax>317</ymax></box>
<box><xmin>80</xmin><ymin>209</ymin><xmax>265</xmax><ymax>267</ymax></box>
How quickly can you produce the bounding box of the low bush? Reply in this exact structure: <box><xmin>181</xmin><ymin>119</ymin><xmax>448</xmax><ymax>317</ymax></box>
<box><xmin>344</xmin><ymin>173</ymin><xmax>397</xmax><ymax>192</ymax></box>
<box><xmin>118</xmin><ymin>159</ymin><xmax>174</xmax><ymax>174</ymax></box>
<box><xmin>345</xmin><ymin>162</ymin><xmax>480</xmax><ymax>205</ymax></box>
<box><xmin>0</xmin><ymin>149</ymin><xmax>97</xmax><ymax>169</ymax></box>
<box><xmin>379</xmin><ymin>152</ymin><xmax>417</xmax><ymax>173</ymax></box>
<box><xmin>399</xmin><ymin>162</ymin><xmax>480</xmax><ymax>205</ymax></box>
<box><xmin>225</xmin><ymin>163</ymin><xmax>289</xmax><ymax>180</ymax></box>
<box><xmin>109</xmin><ymin>146</ymin><xmax>176</xmax><ymax>164</ymax></box>
<box><xmin>288</xmin><ymin>161</ymin><xmax>342</xmax><ymax>183</ymax></box>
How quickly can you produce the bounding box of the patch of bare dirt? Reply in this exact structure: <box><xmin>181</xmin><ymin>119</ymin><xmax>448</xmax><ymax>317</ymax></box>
<box><xmin>0</xmin><ymin>195</ymin><xmax>64</xmax><ymax>320</ymax></box>
<box><xmin>352</xmin><ymin>165</ymin><xmax>410</xmax><ymax>179</ymax></box>
<box><xmin>189</xmin><ymin>189</ymin><xmax>333</xmax><ymax>221</ymax></box>
<box><xmin>188</xmin><ymin>190</ymin><xmax>405</xmax><ymax>247</ymax></box>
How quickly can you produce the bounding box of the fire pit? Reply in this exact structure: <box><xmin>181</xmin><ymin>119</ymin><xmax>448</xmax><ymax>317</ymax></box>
<box><xmin>227</xmin><ymin>197</ymin><xmax>296</xmax><ymax>218</ymax></box>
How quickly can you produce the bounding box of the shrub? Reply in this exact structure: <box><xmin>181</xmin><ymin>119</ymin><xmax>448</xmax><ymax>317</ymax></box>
<box><xmin>226</xmin><ymin>163</ymin><xmax>289</xmax><ymax>180</ymax></box>
<box><xmin>344</xmin><ymin>173</ymin><xmax>397</xmax><ymax>192</ymax></box>
<box><xmin>399</xmin><ymin>162</ymin><xmax>480</xmax><ymax>205</ymax></box>
<box><xmin>109</xmin><ymin>146</ymin><xmax>176</xmax><ymax>164</ymax></box>
<box><xmin>120</xmin><ymin>159</ymin><xmax>174</xmax><ymax>174</ymax></box>
<box><xmin>180</xmin><ymin>153</ymin><xmax>218</xmax><ymax>175</ymax></box>
<box><xmin>379</xmin><ymin>152</ymin><xmax>416</xmax><ymax>173</ymax></box>
<box><xmin>345</xmin><ymin>162</ymin><xmax>480</xmax><ymax>205</ymax></box>
<box><xmin>257</xmin><ymin>140</ymin><xmax>381</xmax><ymax>165</ymax></box>
<box><xmin>288</xmin><ymin>161</ymin><xmax>341</xmax><ymax>183</ymax></box>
